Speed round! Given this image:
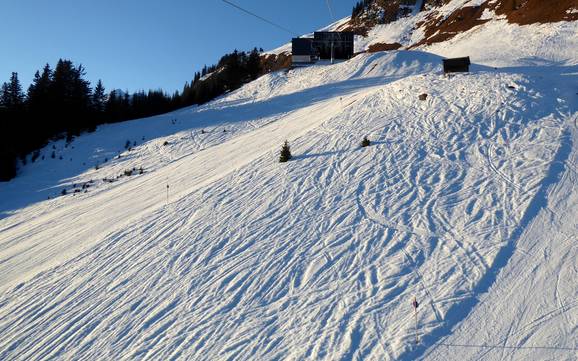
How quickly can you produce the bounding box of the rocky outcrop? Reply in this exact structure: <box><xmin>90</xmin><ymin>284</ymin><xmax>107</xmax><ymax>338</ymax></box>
<box><xmin>340</xmin><ymin>0</ymin><xmax>420</xmax><ymax>36</ymax></box>
<box><xmin>492</xmin><ymin>0</ymin><xmax>578</xmax><ymax>25</ymax></box>
<box><xmin>260</xmin><ymin>53</ymin><xmax>292</xmax><ymax>74</ymax></box>
<box><xmin>368</xmin><ymin>42</ymin><xmax>403</xmax><ymax>52</ymax></box>
<box><xmin>421</xmin><ymin>0</ymin><xmax>452</xmax><ymax>11</ymax></box>
<box><xmin>414</xmin><ymin>0</ymin><xmax>578</xmax><ymax>47</ymax></box>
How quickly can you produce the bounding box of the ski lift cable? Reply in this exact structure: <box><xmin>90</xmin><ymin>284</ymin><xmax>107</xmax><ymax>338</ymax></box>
<box><xmin>220</xmin><ymin>0</ymin><xmax>299</xmax><ymax>36</ymax></box>
<box><xmin>325</xmin><ymin>0</ymin><xmax>335</xmax><ymax>21</ymax></box>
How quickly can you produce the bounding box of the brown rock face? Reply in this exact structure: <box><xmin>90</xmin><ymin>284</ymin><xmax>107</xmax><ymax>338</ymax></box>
<box><xmin>340</xmin><ymin>0</ymin><xmax>418</xmax><ymax>36</ymax></box>
<box><xmin>368</xmin><ymin>43</ymin><xmax>403</xmax><ymax>52</ymax></box>
<box><xmin>414</xmin><ymin>0</ymin><xmax>578</xmax><ymax>47</ymax></box>
<box><xmin>492</xmin><ymin>0</ymin><xmax>578</xmax><ymax>25</ymax></box>
<box><xmin>260</xmin><ymin>53</ymin><xmax>292</xmax><ymax>75</ymax></box>
<box><xmin>414</xmin><ymin>5</ymin><xmax>490</xmax><ymax>47</ymax></box>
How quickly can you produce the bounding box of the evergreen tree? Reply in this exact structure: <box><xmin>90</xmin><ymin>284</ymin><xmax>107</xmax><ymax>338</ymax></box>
<box><xmin>105</xmin><ymin>90</ymin><xmax>118</xmax><ymax>121</ymax></box>
<box><xmin>9</xmin><ymin>72</ymin><xmax>25</xmax><ymax>107</ymax></box>
<box><xmin>279</xmin><ymin>140</ymin><xmax>292</xmax><ymax>163</ymax></box>
<box><xmin>0</xmin><ymin>73</ymin><xmax>25</xmax><ymax>181</ymax></box>
<box><xmin>361</xmin><ymin>136</ymin><xmax>371</xmax><ymax>147</ymax></box>
<box><xmin>181</xmin><ymin>81</ymin><xmax>191</xmax><ymax>106</ymax></box>
<box><xmin>183</xmin><ymin>47</ymin><xmax>264</xmax><ymax>107</ymax></box>
<box><xmin>26</xmin><ymin>64</ymin><xmax>54</xmax><ymax>144</ymax></box>
<box><xmin>50</xmin><ymin>59</ymin><xmax>93</xmax><ymax>134</ymax></box>
<box><xmin>0</xmin><ymin>72</ymin><xmax>25</xmax><ymax>109</ymax></box>
<box><xmin>220</xmin><ymin>50</ymin><xmax>243</xmax><ymax>90</ymax></box>
<box><xmin>120</xmin><ymin>92</ymin><xmax>131</xmax><ymax>120</ymax></box>
<box><xmin>0</xmin><ymin>144</ymin><xmax>17</xmax><ymax>181</ymax></box>
<box><xmin>171</xmin><ymin>90</ymin><xmax>181</xmax><ymax>109</ymax></box>
<box><xmin>0</xmin><ymin>82</ymin><xmax>9</xmax><ymax>108</ymax></box>
<box><xmin>92</xmin><ymin>79</ymin><xmax>106</xmax><ymax>113</ymax></box>
<box><xmin>1</xmin><ymin>44</ymin><xmax>270</xmax><ymax>181</ymax></box>
<box><xmin>352</xmin><ymin>0</ymin><xmax>372</xmax><ymax>17</ymax></box>
<box><xmin>27</xmin><ymin>65</ymin><xmax>53</xmax><ymax>114</ymax></box>
<box><xmin>247</xmin><ymin>48</ymin><xmax>262</xmax><ymax>80</ymax></box>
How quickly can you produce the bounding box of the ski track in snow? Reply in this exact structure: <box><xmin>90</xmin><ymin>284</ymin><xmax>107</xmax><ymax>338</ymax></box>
<box><xmin>0</xmin><ymin>48</ymin><xmax>576</xmax><ymax>360</ymax></box>
<box><xmin>423</xmin><ymin>115</ymin><xmax>578</xmax><ymax>361</ymax></box>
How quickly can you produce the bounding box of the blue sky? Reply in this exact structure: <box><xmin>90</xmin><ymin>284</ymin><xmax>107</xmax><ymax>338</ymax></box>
<box><xmin>0</xmin><ymin>0</ymin><xmax>353</xmax><ymax>94</ymax></box>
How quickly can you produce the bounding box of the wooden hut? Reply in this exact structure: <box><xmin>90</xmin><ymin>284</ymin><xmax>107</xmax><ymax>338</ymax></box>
<box><xmin>443</xmin><ymin>57</ymin><xmax>471</xmax><ymax>73</ymax></box>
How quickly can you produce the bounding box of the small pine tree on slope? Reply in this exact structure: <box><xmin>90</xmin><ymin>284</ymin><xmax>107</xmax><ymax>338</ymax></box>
<box><xmin>279</xmin><ymin>140</ymin><xmax>292</xmax><ymax>163</ymax></box>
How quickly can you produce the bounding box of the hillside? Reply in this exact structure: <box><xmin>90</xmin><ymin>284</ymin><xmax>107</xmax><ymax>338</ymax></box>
<box><xmin>268</xmin><ymin>0</ymin><xmax>578</xmax><ymax>69</ymax></box>
<box><xmin>1</xmin><ymin>0</ymin><xmax>577</xmax><ymax>360</ymax></box>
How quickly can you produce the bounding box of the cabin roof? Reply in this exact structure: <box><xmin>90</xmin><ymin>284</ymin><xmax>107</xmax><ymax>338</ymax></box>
<box><xmin>443</xmin><ymin>57</ymin><xmax>471</xmax><ymax>67</ymax></box>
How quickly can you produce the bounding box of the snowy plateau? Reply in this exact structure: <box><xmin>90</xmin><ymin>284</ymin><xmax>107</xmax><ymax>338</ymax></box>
<box><xmin>1</xmin><ymin>0</ymin><xmax>577</xmax><ymax>360</ymax></box>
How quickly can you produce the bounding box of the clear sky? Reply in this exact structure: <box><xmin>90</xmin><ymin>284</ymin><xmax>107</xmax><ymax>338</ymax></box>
<box><xmin>0</xmin><ymin>0</ymin><xmax>353</xmax><ymax>94</ymax></box>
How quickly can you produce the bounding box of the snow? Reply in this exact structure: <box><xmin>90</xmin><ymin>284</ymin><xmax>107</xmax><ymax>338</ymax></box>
<box><xmin>266</xmin><ymin>42</ymin><xmax>291</xmax><ymax>56</ymax></box>
<box><xmin>354</xmin><ymin>19</ymin><xmax>424</xmax><ymax>52</ymax></box>
<box><xmin>479</xmin><ymin>8</ymin><xmax>505</xmax><ymax>20</ymax></box>
<box><xmin>423</xmin><ymin>20</ymin><xmax>578</xmax><ymax>67</ymax></box>
<box><xmin>425</xmin><ymin>115</ymin><xmax>578</xmax><ymax>360</ymax></box>
<box><xmin>0</xmin><ymin>51</ymin><xmax>441</xmax><ymax>294</ymax></box>
<box><xmin>1</xmin><ymin>1</ymin><xmax>577</xmax><ymax>359</ymax></box>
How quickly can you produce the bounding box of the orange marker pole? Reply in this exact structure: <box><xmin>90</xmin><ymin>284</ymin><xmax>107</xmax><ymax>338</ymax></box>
<box><xmin>412</xmin><ymin>297</ymin><xmax>419</xmax><ymax>345</ymax></box>
<box><xmin>166</xmin><ymin>183</ymin><xmax>169</xmax><ymax>205</ymax></box>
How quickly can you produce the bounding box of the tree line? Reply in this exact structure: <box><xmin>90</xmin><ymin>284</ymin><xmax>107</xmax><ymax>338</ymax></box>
<box><xmin>181</xmin><ymin>48</ymin><xmax>262</xmax><ymax>106</ymax></box>
<box><xmin>0</xmin><ymin>47</ymin><xmax>263</xmax><ymax>181</ymax></box>
<box><xmin>352</xmin><ymin>0</ymin><xmax>373</xmax><ymax>17</ymax></box>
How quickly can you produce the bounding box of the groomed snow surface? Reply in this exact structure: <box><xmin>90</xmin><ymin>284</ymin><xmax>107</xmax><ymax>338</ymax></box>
<box><xmin>0</xmin><ymin>49</ymin><xmax>577</xmax><ymax>360</ymax></box>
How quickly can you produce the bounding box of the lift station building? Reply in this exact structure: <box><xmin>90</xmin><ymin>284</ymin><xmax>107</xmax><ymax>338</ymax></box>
<box><xmin>292</xmin><ymin>32</ymin><xmax>355</xmax><ymax>65</ymax></box>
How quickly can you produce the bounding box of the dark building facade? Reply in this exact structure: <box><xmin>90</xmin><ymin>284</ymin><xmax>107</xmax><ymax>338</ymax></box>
<box><xmin>443</xmin><ymin>57</ymin><xmax>471</xmax><ymax>73</ymax></box>
<box><xmin>291</xmin><ymin>38</ymin><xmax>316</xmax><ymax>63</ymax></box>
<box><xmin>291</xmin><ymin>32</ymin><xmax>355</xmax><ymax>64</ymax></box>
<box><xmin>313</xmin><ymin>32</ymin><xmax>355</xmax><ymax>60</ymax></box>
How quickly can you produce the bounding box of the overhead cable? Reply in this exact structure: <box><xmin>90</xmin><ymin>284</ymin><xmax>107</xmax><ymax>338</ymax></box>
<box><xmin>325</xmin><ymin>0</ymin><xmax>335</xmax><ymax>21</ymax></box>
<box><xmin>220</xmin><ymin>0</ymin><xmax>299</xmax><ymax>36</ymax></box>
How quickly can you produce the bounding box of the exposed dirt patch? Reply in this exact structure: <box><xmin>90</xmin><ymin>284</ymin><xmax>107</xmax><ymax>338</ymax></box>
<box><xmin>413</xmin><ymin>5</ymin><xmax>490</xmax><ymax>47</ymax></box>
<box><xmin>339</xmin><ymin>22</ymin><xmax>372</xmax><ymax>37</ymax></box>
<box><xmin>260</xmin><ymin>53</ymin><xmax>292</xmax><ymax>75</ymax></box>
<box><xmin>368</xmin><ymin>42</ymin><xmax>403</xmax><ymax>52</ymax></box>
<box><xmin>492</xmin><ymin>0</ymin><xmax>578</xmax><ymax>25</ymax></box>
<box><xmin>413</xmin><ymin>0</ymin><xmax>578</xmax><ymax>48</ymax></box>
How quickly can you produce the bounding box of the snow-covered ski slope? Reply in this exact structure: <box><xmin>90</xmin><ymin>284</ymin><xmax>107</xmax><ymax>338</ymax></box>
<box><xmin>425</xmin><ymin>119</ymin><xmax>578</xmax><ymax>360</ymax></box>
<box><xmin>1</xmin><ymin>29</ymin><xmax>578</xmax><ymax>361</ymax></box>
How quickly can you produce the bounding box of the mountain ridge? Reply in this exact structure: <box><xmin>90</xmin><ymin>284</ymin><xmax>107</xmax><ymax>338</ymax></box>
<box><xmin>266</xmin><ymin>0</ymin><xmax>578</xmax><ymax>66</ymax></box>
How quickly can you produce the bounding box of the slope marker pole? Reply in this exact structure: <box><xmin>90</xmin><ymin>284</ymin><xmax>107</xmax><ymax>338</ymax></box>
<box><xmin>413</xmin><ymin>296</ymin><xmax>419</xmax><ymax>345</ymax></box>
<box><xmin>166</xmin><ymin>178</ymin><xmax>170</xmax><ymax>206</ymax></box>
